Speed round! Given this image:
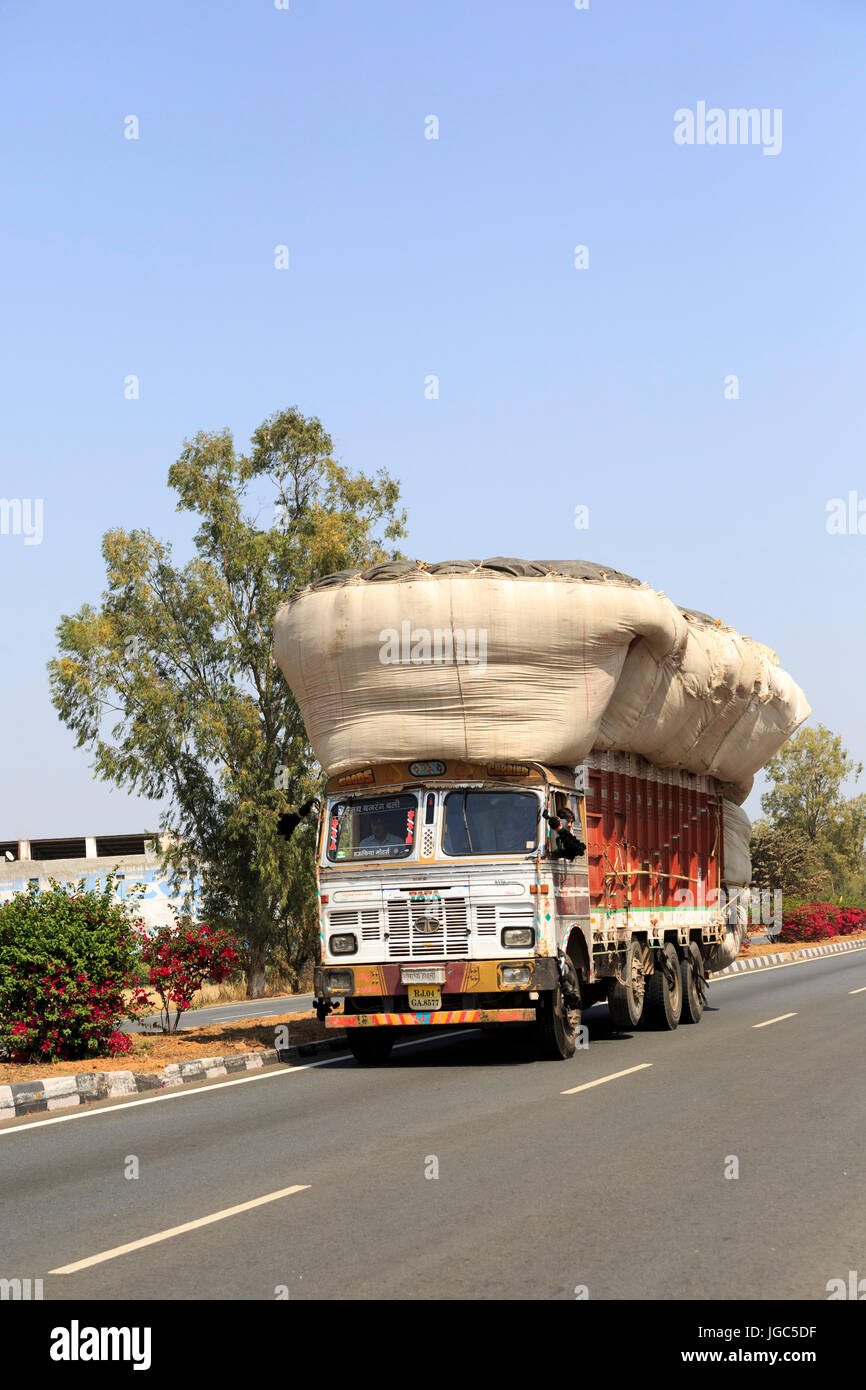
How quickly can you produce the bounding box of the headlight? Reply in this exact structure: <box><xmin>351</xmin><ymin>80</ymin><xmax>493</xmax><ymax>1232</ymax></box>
<box><xmin>501</xmin><ymin>965</ymin><xmax>532</xmax><ymax>987</ymax></box>
<box><xmin>329</xmin><ymin>932</ymin><xmax>357</xmax><ymax>955</ymax></box>
<box><xmin>502</xmin><ymin>926</ymin><xmax>535</xmax><ymax>948</ymax></box>
<box><xmin>324</xmin><ymin>970</ymin><xmax>354</xmax><ymax>994</ymax></box>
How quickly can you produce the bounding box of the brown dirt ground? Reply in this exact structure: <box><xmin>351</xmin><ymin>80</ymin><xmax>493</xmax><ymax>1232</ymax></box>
<box><xmin>741</xmin><ymin>929</ymin><xmax>866</xmax><ymax>957</ymax></box>
<box><xmin>0</xmin><ymin>1011</ymin><xmax>336</xmax><ymax>1084</ymax></box>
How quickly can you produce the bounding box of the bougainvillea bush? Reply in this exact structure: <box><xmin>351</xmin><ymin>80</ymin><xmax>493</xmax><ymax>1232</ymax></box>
<box><xmin>779</xmin><ymin>902</ymin><xmax>866</xmax><ymax>943</ymax></box>
<box><xmin>0</xmin><ymin>876</ymin><xmax>148</xmax><ymax>1062</ymax></box>
<box><xmin>136</xmin><ymin>921</ymin><xmax>240</xmax><ymax>1032</ymax></box>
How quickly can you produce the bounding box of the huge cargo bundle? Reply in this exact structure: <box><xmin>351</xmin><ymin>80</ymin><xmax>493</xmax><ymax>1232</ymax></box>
<box><xmin>274</xmin><ymin>557</ymin><xmax>809</xmax><ymax>807</ymax></box>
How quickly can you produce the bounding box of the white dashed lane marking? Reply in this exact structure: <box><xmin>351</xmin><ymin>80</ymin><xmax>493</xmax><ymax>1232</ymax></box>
<box><xmin>49</xmin><ymin>1184</ymin><xmax>311</xmax><ymax>1273</ymax></box>
<box><xmin>561</xmin><ymin>1063</ymin><xmax>653</xmax><ymax>1096</ymax></box>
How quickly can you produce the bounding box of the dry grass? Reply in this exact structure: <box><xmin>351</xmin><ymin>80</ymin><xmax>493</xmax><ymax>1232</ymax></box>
<box><xmin>191</xmin><ymin>978</ymin><xmax>302</xmax><ymax>1007</ymax></box>
<box><xmin>1</xmin><ymin>1011</ymin><xmax>335</xmax><ymax>1084</ymax></box>
<box><xmin>122</xmin><ymin>973</ymin><xmax>313</xmax><ymax>1014</ymax></box>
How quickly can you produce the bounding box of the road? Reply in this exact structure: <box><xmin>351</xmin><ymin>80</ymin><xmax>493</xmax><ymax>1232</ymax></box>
<box><xmin>127</xmin><ymin>993</ymin><xmax>314</xmax><ymax>1032</ymax></box>
<box><xmin>1</xmin><ymin>950</ymin><xmax>864</xmax><ymax>1301</ymax></box>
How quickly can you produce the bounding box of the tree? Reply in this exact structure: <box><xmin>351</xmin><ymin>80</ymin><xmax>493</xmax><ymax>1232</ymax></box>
<box><xmin>48</xmin><ymin>408</ymin><xmax>407</xmax><ymax>995</ymax></box>
<box><xmin>749</xmin><ymin>820</ymin><xmax>816</xmax><ymax>894</ymax></box>
<box><xmin>817</xmin><ymin>793</ymin><xmax>866</xmax><ymax>897</ymax></box>
<box><xmin>760</xmin><ymin>725</ymin><xmax>866</xmax><ymax>897</ymax></box>
<box><xmin>761</xmin><ymin>724</ymin><xmax>862</xmax><ymax>842</ymax></box>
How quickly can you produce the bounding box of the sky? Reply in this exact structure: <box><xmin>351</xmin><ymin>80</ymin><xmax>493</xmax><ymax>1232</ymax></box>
<box><xmin>1</xmin><ymin>0</ymin><xmax>864</xmax><ymax>835</ymax></box>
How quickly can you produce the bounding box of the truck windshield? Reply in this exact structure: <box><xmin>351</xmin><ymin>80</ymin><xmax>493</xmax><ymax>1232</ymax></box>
<box><xmin>442</xmin><ymin>790</ymin><xmax>539</xmax><ymax>856</ymax></box>
<box><xmin>326</xmin><ymin>793</ymin><xmax>417</xmax><ymax>862</ymax></box>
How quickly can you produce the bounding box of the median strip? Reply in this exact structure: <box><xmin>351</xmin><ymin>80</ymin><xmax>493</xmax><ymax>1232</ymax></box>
<box><xmin>752</xmin><ymin>1012</ymin><xmax>797</xmax><ymax>1029</ymax></box>
<box><xmin>561</xmin><ymin>1063</ymin><xmax>652</xmax><ymax>1095</ymax></box>
<box><xmin>49</xmin><ymin>1184</ymin><xmax>311</xmax><ymax>1273</ymax></box>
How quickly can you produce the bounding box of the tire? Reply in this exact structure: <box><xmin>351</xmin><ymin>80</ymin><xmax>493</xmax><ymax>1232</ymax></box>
<box><xmin>643</xmin><ymin>943</ymin><xmax>682</xmax><ymax>1031</ymax></box>
<box><xmin>608</xmin><ymin>939</ymin><xmax>646</xmax><ymax>1030</ymax></box>
<box><xmin>680</xmin><ymin>941</ymin><xmax>706</xmax><ymax>1024</ymax></box>
<box><xmin>346</xmin><ymin>1029</ymin><xmax>395</xmax><ymax>1064</ymax></box>
<box><xmin>537</xmin><ymin>957</ymin><xmax>581</xmax><ymax>1060</ymax></box>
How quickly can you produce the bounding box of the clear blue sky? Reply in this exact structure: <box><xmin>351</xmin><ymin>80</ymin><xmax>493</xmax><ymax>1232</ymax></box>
<box><xmin>2</xmin><ymin>0</ymin><xmax>864</xmax><ymax>835</ymax></box>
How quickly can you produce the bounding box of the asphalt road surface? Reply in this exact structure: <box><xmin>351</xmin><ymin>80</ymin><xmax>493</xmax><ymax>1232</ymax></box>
<box><xmin>2</xmin><ymin>950</ymin><xmax>864</xmax><ymax>1301</ymax></box>
<box><xmin>127</xmin><ymin>993</ymin><xmax>314</xmax><ymax>1032</ymax></box>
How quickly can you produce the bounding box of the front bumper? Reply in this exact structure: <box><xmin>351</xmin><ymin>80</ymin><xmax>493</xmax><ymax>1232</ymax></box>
<box><xmin>329</xmin><ymin>1007</ymin><xmax>537</xmax><ymax>1028</ymax></box>
<box><xmin>315</xmin><ymin>957</ymin><xmax>559</xmax><ymax>997</ymax></box>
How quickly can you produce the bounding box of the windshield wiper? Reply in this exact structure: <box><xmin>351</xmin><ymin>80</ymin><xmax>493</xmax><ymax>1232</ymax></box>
<box><xmin>460</xmin><ymin>794</ymin><xmax>476</xmax><ymax>854</ymax></box>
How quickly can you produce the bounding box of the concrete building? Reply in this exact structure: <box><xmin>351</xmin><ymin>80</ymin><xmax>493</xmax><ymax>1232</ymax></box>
<box><xmin>0</xmin><ymin>834</ymin><xmax>196</xmax><ymax>928</ymax></box>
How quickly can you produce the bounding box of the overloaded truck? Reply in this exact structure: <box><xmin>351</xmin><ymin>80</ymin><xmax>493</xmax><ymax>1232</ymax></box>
<box><xmin>274</xmin><ymin>558</ymin><xmax>808</xmax><ymax>1062</ymax></box>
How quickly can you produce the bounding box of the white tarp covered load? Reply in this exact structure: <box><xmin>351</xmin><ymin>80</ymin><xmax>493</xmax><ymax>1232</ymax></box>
<box><xmin>714</xmin><ymin>800</ymin><xmax>754</xmax><ymax>970</ymax></box>
<box><xmin>274</xmin><ymin>558</ymin><xmax>809</xmax><ymax>805</ymax></box>
<box><xmin>721</xmin><ymin>800</ymin><xmax>752</xmax><ymax>886</ymax></box>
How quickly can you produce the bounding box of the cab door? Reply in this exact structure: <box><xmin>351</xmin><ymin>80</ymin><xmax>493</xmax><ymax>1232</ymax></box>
<box><xmin>550</xmin><ymin>792</ymin><xmax>591</xmax><ymax>939</ymax></box>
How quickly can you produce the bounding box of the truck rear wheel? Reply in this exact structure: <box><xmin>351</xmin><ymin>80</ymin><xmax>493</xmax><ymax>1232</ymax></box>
<box><xmin>643</xmin><ymin>943</ymin><xmax>682</xmax><ymax>1030</ymax></box>
<box><xmin>346</xmin><ymin>1029</ymin><xmax>395</xmax><ymax>1065</ymax></box>
<box><xmin>608</xmin><ymin>939</ymin><xmax>646</xmax><ymax>1031</ymax></box>
<box><xmin>680</xmin><ymin>942</ymin><xmax>706</xmax><ymax>1024</ymax></box>
<box><xmin>537</xmin><ymin>958</ymin><xmax>581</xmax><ymax>1060</ymax></box>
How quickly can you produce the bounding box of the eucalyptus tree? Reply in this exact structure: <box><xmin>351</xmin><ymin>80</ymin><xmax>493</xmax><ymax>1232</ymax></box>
<box><xmin>49</xmin><ymin>408</ymin><xmax>406</xmax><ymax>994</ymax></box>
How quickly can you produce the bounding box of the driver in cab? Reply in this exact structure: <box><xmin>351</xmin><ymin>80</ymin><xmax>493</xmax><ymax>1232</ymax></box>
<box><xmin>360</xmin><ymin>814</ymin><xmax>403</xmax><ymax>848</ymax></box>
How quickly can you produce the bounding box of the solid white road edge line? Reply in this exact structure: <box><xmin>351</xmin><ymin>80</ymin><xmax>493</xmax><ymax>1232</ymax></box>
<box><xmin>0</xmin><ymin>1030</ymin><xmax>471</xmax><ymax>1137</ymax></box>
<box><xmin>752</xmin><ymin>1013</ymin><xmax>797</xmax><ymax>1028</ymax></box>
<box><xmin>710</xmin><ymin>943</ymin><xmax>866</xmax><ymax>984</ymax></box>
<box><xmin>49</xmin><ymin>1184</ymin><xmax>311</xmax><ymax>1274</ymax></box>
<box><xmin>562</xmin><ymin>1063</ymin><xmax>653</xmax><ymax>1095</ymax></box>
<box><xmin>849</xmin><ymin>986</ymin><xmax>866</xmax><ymax>994</ymax></box>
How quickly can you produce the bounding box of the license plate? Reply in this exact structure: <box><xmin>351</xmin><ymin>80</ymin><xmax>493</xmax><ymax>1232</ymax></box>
<box><xmin>408</xmin><ymin>985</ymin><xmax>441</xmax><ymax>1011</ymax></box>
<box><xmin>401</xmin><ymin>967</ymin><xmax>446</xmax><ymax>985</ymax></box>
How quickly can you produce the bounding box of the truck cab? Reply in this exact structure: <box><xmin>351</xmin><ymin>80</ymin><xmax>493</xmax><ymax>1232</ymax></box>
<box><xmin>313</xmin><ymin>759</ymin><xmax>591</xmax><ymax>1061</ymax></box>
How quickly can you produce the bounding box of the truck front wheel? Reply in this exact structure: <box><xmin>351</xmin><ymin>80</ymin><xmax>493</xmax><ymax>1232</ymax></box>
<box><xmin>346</xmin><ymin>1029</ymin><xmax>395</xmax><ymax>1065</ymax></box>
<box><xmin>537</xmin><ymin>959</ymin><xmax>581</xmax><ymax>1060</ymax></box>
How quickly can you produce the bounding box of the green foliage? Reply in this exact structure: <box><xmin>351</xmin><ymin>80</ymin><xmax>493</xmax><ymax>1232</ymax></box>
<box><xmin>277</xmin><ymin>813</ymin><xmax>320</xmax><ymax>985</ymax></box>
<box><xmin>761</xmin><ymin>724</ymin><xmax>862</xmax><ymax>841</ymax></box>
<box><xmin>48</xmin><ymin>407</ymin><xmax>407</xmax><ymax>995</ymax></box>
<box><xmin>0</xmin><ymin>876</ymin><xmax>145</xmax><ymax>1061</ymax></box>
<box><xmin>757</xmin><ymin>724</ymin><xmax>866</xmax><ymax>899</ymax></box>
<box><xmin>750</xmin><ymin>821</ymin><xmax>815</xmax><ymax>894</ymax></box>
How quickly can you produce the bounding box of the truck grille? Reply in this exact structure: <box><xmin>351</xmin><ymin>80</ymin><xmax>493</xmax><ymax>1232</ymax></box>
<box><xmin>474</xmin><ymin>904</ymin><xmax>535</xmax><ymax>938</ymax></box>
<box><xmin>474</xmin><ymin>904</ymin><xmax>497</xmax><ymax>937</ymax></box>
<box><xmin>498</xmin><ymin>908</ymin><xmax>535</xmax><ymax>934</ymax></box>
<box><xmin>327</xmin><ymin>908</ymin><xmax>382</xmax><ymax>942</ymax></box>
<box><xmin>386</xmin><ymin>898</ymin><xmax>469</xmax><ymax>958</ymax></box>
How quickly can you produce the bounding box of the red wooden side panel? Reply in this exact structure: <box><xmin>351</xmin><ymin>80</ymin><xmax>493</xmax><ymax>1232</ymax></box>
<box><xmin>584</xmin><ymin>762</ymin><xmax>722</xmax><ymax>911</ymax></box>
<box><xmin>585</xmin><ymin>769</ymin><xmax>604</xmax><ymax>903</ymax></box>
